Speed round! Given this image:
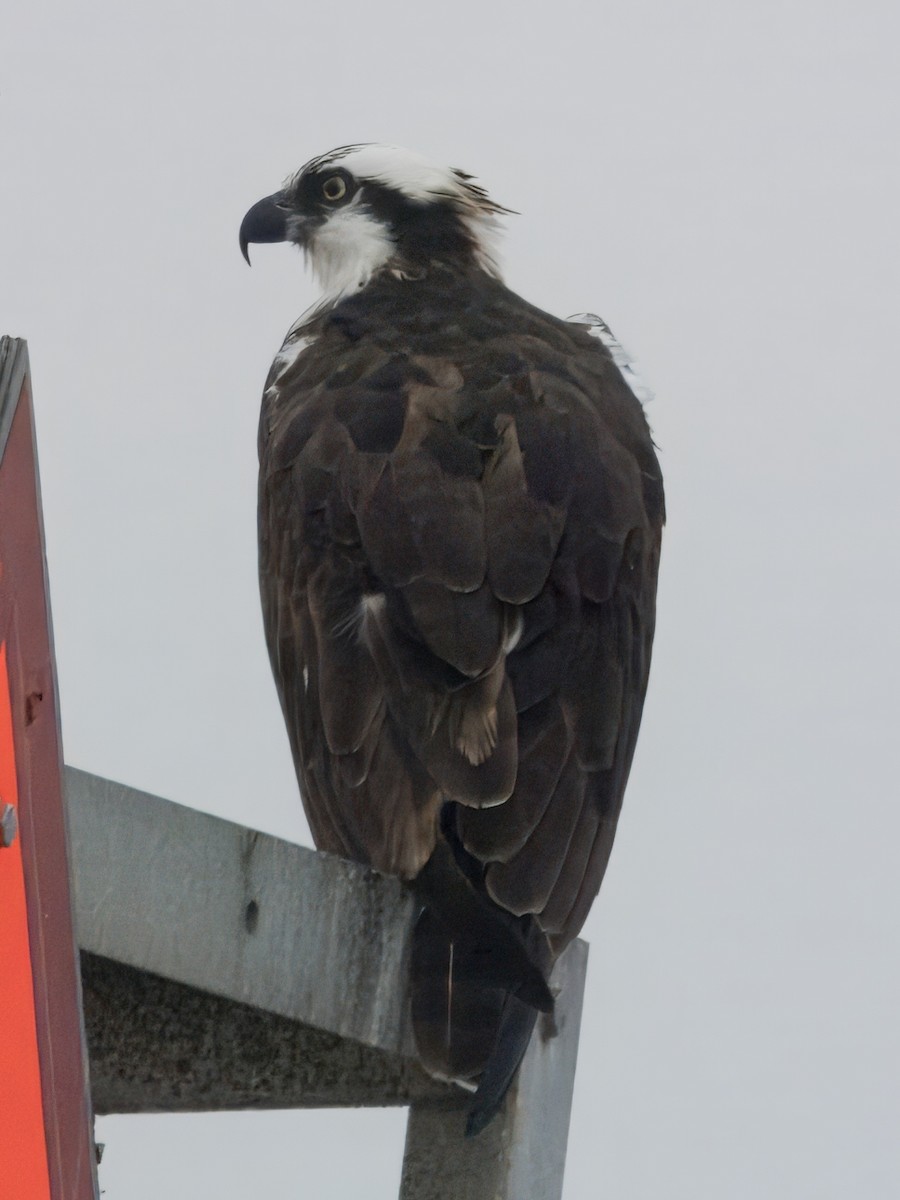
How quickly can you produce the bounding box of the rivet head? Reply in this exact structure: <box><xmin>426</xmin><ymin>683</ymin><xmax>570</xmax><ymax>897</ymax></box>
<box><xmin>0</xmin><ymin>802</ymin><xmax>17</xmax><ymax>849</ymax></box>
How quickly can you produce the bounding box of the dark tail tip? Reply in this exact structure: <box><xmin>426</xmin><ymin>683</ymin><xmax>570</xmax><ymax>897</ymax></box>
<box><xmin>465</xmin><ymin>994</ymin><xmax>540</xmax><ymax>1136</ymax></box>
<box><xmin>465</xmin><ymin>1107</ymin><xmax>493</xmax><ymax>1138</ymax></box>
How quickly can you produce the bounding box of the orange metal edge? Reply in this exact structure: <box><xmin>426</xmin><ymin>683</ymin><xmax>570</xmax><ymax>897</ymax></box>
<box><xmin>0</xmin><ymin>358</ymin><xmax>99</xmax><ymax>1200</ymax></box>
<box><xmin>0</xmin><ymin>640</ymin><xmax>53</xmax><ymax>1199</ymax></box>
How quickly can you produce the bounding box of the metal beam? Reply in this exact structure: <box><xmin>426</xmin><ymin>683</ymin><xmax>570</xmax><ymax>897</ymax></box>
<box><xmin>66</xmin><ymin>767</ymin><xmax>587</xmax><ymax>1197</ymax></box>
<box><xmin>66</xmin><ymin>766</ymin><xmax>445</xmax><ymax>1110</ymax></box>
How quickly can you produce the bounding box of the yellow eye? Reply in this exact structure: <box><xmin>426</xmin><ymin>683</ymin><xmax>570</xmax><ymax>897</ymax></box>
<box><xmin>322</xmin><ymin>175</ymin><xmax>347</xmax><ymax>202</ymax></box>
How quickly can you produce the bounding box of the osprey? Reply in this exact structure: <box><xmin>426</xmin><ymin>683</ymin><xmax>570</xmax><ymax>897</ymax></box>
<box><xmin>240</xmin><ymin>145</ymin><xmax>664</xmax><ymax>1132</ymax></box>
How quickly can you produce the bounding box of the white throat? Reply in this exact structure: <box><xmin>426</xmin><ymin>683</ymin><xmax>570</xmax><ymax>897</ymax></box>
<box><xmin>305</xmin><ymin>203</ymin><xmax>395</xmax><ymax>303</ymax></box>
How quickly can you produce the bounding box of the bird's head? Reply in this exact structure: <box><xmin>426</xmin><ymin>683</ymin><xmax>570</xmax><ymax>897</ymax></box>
<box><xmin>239</xmin><ymin>144</ymin><xmax>509</xmax><ymax>302</ymax></box>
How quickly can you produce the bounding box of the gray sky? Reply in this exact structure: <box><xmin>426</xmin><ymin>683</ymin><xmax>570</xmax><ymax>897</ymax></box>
<box><xmin>4</xmin><ymin>0</ymin><xmax>899</xmax><ymax>1195</ymax></box>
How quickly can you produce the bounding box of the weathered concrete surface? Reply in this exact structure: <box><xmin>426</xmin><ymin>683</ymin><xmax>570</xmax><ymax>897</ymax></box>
<box><xmin>81</xmin><ymin>952</ymin><xmax>447</xmax><ymax>1112</ymax></box>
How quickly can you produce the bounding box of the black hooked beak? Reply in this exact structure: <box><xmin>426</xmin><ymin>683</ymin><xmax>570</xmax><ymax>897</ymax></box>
<box><xmin>239</xmin><ymin>192</ymin><xmax>290</xmax><ymax>264</ymax></box>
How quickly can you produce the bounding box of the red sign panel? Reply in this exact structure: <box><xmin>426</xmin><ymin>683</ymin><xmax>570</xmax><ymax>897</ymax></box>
<box><xmin>0</xmin><ymin>642</ymin><xmax>52</xmax><ymax>1197</ymax></box>
<box><xmin>0</xmin><ymin>338</ymin><xmax>98</xmax><ymax>1200</ymax></box>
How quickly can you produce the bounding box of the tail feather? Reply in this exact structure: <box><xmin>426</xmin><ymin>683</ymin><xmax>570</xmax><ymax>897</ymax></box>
<box><xmin>409</xmin><ymin>836</ymin><xmax>554</xmax><ymax>1131</ymax></box>
<box><xmin>410</xmin><ymin>909</ymin><xmax>505</xmax><ymax>1083</ymax></box>
<box><xmin>410</xmin><ymin>840</ymin><xmax>553</xmax><ymax>1011</ymax></box>
<box><xmin>465</xmin><ymin>994</ymin><xmax>539</xmax><ymax>1136</ymax></box>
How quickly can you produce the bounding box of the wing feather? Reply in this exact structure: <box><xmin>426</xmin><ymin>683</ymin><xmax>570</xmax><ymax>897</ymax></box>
<box><xmin>485</xmin><ymin>750</ymin><xmax>586</xmax><ymax>916</ymax></box>
<box><xmin>257</xmin><ymin>274</ymin><xmax>664</xmax><ymax>1075</ymax></box>
<box><xmin>457</xmin><ymin>697</ymin><xmax>571</xmax><ymax>860</ymax></box>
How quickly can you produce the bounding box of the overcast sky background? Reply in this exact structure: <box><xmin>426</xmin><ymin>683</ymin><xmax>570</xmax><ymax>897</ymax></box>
<box><xmin>3</xmin><ymin>1</ymin><xmax>899</xmax><ymax>1196</ymax></box>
